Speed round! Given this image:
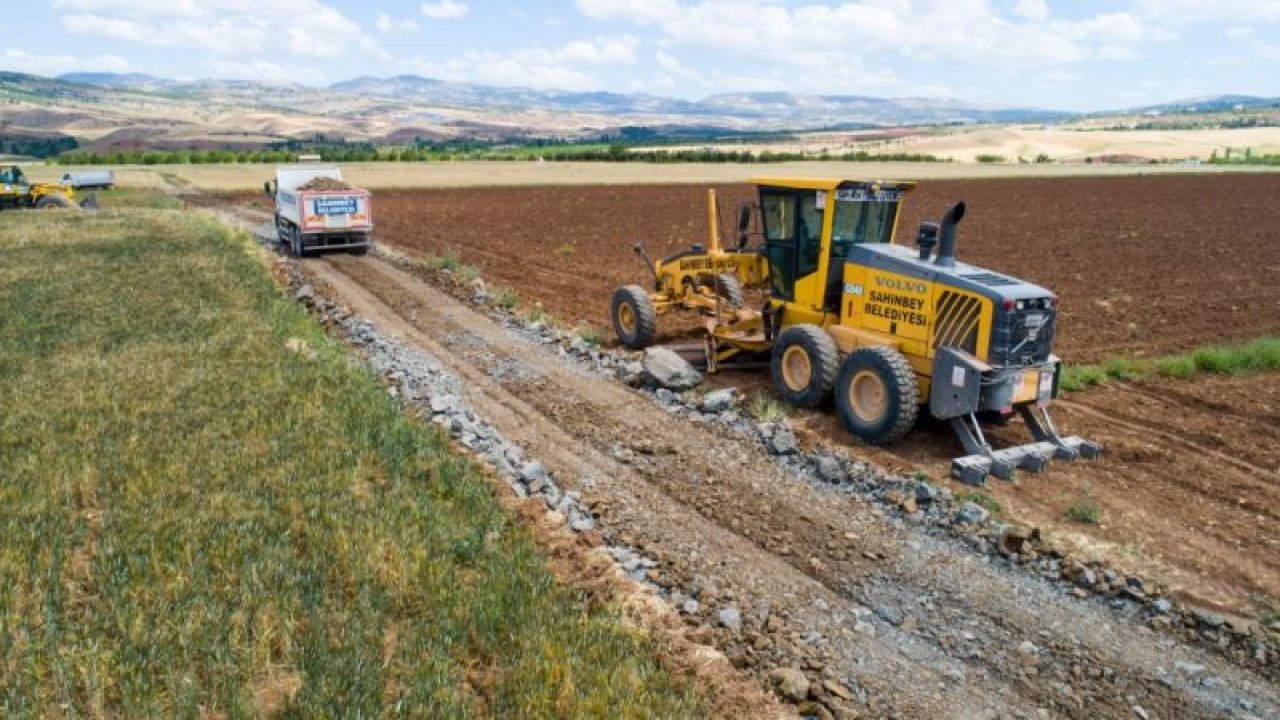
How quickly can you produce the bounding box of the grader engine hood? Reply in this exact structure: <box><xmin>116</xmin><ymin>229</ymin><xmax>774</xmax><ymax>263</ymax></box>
<box><xmin>846</xmin><ymin>241</ymin><xmax>1057</xmax><ymax>363</ymax></box>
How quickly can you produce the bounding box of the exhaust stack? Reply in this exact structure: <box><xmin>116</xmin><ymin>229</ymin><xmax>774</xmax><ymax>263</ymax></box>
<box><xmin>934</xmin><ymin>201</ymin><xmax>966</xmax><ymax>268</ymax></box>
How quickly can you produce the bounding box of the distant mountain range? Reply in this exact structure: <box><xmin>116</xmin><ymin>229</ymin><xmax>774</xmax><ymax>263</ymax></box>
<box><xmin>51</xmin><ymin>70</ymin><xmax>1077</xmax><ymax>127</ymax></box>
<box><xmin>1135</xmin><ymin>94</ymin><xmax>1280</xmax><ymax>114</ymax></box>
<box><xmin>0</xmin><ymin>70</ymin><xmax>1274</xmax><ymax>155</ymax></box>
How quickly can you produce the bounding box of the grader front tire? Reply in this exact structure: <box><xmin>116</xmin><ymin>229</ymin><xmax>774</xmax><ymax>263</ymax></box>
<box><xmin>611</xmin><ymin>285</ymin><xmax>658</xmax><ymax>349</ymax></box>
<box><xmin>701</xmin><ymin>274</ymin><xmax>744</xmax><ymax>308</ymax></box>
<box><xmin>835</xmin><ymin>346</ymin><xmax>919</xmax><ymax>444</ymax></box>
<box><xmin>771</xmin><ymin>324</ymin><xmax>839</xmax><ymax>408</ymax></box>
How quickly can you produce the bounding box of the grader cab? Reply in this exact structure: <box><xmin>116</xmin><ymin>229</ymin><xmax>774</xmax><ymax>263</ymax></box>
<box><xmin>610</xmin><ymin>177</ymin><xmax>1101</xmax><ymax>485</ymax></box>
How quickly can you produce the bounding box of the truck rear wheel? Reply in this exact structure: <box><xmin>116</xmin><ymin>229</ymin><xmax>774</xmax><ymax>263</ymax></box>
<box><xmin>771</xmin><ymin>324</ymin><xmax>838</xmax><ymax>408</ymax></box>
<box><xmin>835</xmin><ymin>346</ymin><xmax>919</xmax><ymax>444</ymax></box>
<box><xmin>292</xmin><ymin>227</ymin><xmax>308</xmax><ymax>258</ymax></box>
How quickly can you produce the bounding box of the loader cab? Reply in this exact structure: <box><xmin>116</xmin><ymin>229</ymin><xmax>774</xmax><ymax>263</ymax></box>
<box><xmin>0</xmin><ymin>165</ymin><xmax>27</xmax><ymax>188</ymax></box>
<box><xmin>754</xmin><ymin>178</ymin><xmax>913</xmax><ymax>313</ymax></box>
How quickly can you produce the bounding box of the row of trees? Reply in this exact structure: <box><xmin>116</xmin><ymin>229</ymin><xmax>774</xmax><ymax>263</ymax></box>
<box><xmin>56</xmin><ymin>145</ymin><xmax>945</xmax><ymax>166</ymax></box>
<box><xmin>1208</xmin><ymin>147</ymin><xmax>1280</xmax><ymax>165</ymax></box>
<box><xmin>2</xmin><ymin>135</ymin><xmax>79</xmax><ymax>158</ymax></box>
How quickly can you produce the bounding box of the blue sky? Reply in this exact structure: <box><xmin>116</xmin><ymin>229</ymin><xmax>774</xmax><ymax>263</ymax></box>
<box><xmin>3</xmin><ymin>1</ymin><xmax>1278</xmax><ymax>110</ymax></box>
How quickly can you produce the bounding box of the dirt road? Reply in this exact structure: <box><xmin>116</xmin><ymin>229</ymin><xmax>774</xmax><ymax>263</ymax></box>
<box><xmin>285</xmin><ymin>246</ymin><xmax>1275</xmax><ymax>719</ymax></box>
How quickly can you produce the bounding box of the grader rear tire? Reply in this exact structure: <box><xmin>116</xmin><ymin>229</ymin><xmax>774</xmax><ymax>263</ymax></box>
<box><xmin>771</xmin><ymin>324</ymin><xmax>838</xmax><ymax>408</ymax></box>
<box><xmin>611</xmin><ymin>285</ymin><xmax>657</xmax><ymax>349</ymax></box>
<box><xmin>835</xmin><ymin>346</ymin><xmax>919</xmax><ymax>444</ymax></box>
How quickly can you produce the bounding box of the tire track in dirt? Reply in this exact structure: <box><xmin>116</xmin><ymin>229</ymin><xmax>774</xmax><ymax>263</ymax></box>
<box><xmin>1056</xmin><ymin>400</ymin><xmax>1279</xmax><ymax>484</ymax></box>
<box><xmin>299</xmin><ymin>251</ymin><xmax>1277</xmax><ymax>719</ymax></box>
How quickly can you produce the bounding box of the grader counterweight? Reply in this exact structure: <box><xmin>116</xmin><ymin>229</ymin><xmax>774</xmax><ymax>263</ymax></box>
<box><xmin>610</xmin><ymin>177</ymin><xmax>1101</xmax><ymax>485</ymax></box>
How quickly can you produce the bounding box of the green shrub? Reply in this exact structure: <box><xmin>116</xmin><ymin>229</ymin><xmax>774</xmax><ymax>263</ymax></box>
<box><xmin>1060</xmin><ymin>364</ymin><xmax>1109</xmax><ymax>392</ymax></box>
<box><xmin>1153</xmin><ymin>355</ymin><xmax>1197</xmax><ymax>379</ymax></box>
<box><xmin>747</xmin><ymin>391</ymin><xmax>789</xmax><ymax>422</ymax></box>
<box><xmin>1103</xmin><ymin>357</ymin><xmax>1135</xmax><ymax>381</ymax></box>
<box><xmin>494</xmin><ymin>286</ymin><xmax>519</xmax><ymax>310</ymax></box>
<box><xmin>955</xmin><ymin>490</ymin><xmax>1003</xmax><ymax>517</ymax></box>
<box><xmin>1065</xmin><ymin>496</ymin><xmax>1103</xmax><ymax>524</ymax></box>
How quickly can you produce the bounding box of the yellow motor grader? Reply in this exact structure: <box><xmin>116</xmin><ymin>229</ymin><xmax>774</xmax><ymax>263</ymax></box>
<box><xmin>610</xmin><ymin>177</ymin><xmax>1101</xmax><ymax>485</ymax></box>
<box><xmin>0</xmin><ymin>165</ymin><xmax>82</xmax><ymax>210</ymax></box>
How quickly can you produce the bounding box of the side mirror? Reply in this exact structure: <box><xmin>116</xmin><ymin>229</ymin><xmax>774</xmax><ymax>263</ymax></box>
<box><xmin>737</xmin><ymin>204</ymin><xmax>752</xmax><ymax>232</ymax></box>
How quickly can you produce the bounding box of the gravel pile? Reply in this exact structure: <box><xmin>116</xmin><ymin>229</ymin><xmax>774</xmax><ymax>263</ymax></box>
<box><xmin>297</xmin><ymin>177</ymin><xmax>353</xmax><ymax>191</ymax></box>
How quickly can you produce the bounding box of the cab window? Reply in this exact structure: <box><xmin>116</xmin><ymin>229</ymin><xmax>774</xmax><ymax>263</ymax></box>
<box><xmin>832</xmin><ymin>189</ymin><xmax>900</xmax><ymax>258</ymax></box>
<box><xmin>761</xmin><ymin>191</ymin><xmax>797</xmax><ymax>300</ymax></box>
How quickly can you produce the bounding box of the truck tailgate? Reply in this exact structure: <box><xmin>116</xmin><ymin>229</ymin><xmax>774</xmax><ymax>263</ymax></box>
<box><xmin>299</xmin><ymin>190</ymin><xmax>373</xmax><ymax>233</ymax></box>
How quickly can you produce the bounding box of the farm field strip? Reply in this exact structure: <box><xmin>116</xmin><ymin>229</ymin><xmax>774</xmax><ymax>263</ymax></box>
<box><xmin>27</xmin><ymin>159</ymin><xmax>1280</xmax><ymax>192</ymax></box>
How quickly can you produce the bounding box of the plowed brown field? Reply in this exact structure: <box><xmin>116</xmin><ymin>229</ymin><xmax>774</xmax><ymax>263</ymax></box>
<box><xmin>364</xmin><ymin>174</ymin><xmax>1280</xmax><ymax>617</ymax></box>
<box><xmin>373</xmin><ymin>174</ymin><xmax>1280</xmax><ymax>361</ymax></box>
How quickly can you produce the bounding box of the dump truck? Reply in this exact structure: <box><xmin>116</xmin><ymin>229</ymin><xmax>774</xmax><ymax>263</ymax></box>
<box><xmin>60</xmin><ymin>170</ymin><xmax>115</xmax><ymax>190</ymax></box>
<box><xmin>266</xmin><ymin>166</ymin><xmax>372</xmax><ymax>257</ymax></box>
<box><xmin>612</xmin><ymin>177</ymin><xmax>1101</xmax><ymax>485</ymax></box>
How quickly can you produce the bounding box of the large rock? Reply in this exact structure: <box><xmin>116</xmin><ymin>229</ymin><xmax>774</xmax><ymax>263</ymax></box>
<box><xmin>955</xmin><ymin>502</ymin><xmax>990</xmax><ymax>526</ymax></box>
<box><xmin>641</xmin><ymin>347</ymin><xmax>702</xmax><ymax>391</ymax></box>
<box><xmin>768</xmin><ymin>667</ymin><xmax>811</xmax><ymax>702</ymax></box>
<box><xmin>718</xmin><ymin>606</ymin><xmax>743</xmax><ymax>633</ymax></box>
<box><xmin>760</xmin><ymin>423</ymin><xmax>799</xmax><ymax>456</ymax></box>
<box><xmin>700</xmin><ymin>388</ymin><xmax>737</xmax><ymax>413</ymax></box>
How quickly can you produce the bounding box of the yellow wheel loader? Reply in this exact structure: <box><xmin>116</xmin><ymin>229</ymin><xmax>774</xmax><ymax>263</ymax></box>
<box><xmin>611</xmin><ymin>189</ymin><xmax>769</xmax><ymax>348</ymax></box>
<box><xmin>0</xmin><ymin>165</ymin><xmax>84</xmax><ymax>210</ymax></box>
<box><xmin>612</xmin><ymin>177</ymin><xmax>1101</xmax><ymax>485</ymax></box>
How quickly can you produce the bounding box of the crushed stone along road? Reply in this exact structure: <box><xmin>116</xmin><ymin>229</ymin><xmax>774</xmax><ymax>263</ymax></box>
<box><xmin>288</xmin><ymin>249</ymin><xmax>1276</xmax><ymax>720</ymax></box>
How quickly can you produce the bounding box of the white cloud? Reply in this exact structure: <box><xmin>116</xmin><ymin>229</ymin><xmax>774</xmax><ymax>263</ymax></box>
<box><xmin>2</xmin><ymin>47</ymin><xmax>134</xmax><ymax>76</ymax></box>
<box><xmin>377</xmin><ymin>11</ymin><xmax>421</xmax><ymax>35</ymax></box>
<box><xmin>1226</xmin><ymin>26</ymin><xmax>1254</xmax><ymax>39</ymax></box>
<box><xmin>406</xmin><ymin>35</ymin><xmax>638</xmax><ymax>90</ymax></box>
<box><xmin>420</xmin><ymin>1</ymin><xmax>469</xmax><ymax>20</ymax></box>
<box><xmin>1012</xmin><ymin>0</ymin><xmax>1049</xmax><ymax>22</ymax></box>
<box><xmin>575</xmin><ymin>0</ymin><xmax>1157</xmax><ymax>74</ymax></box>
<box><xmin>51</xmin><ymin>0</ymin><xmax>381</xmax><ymax>62</ymax></box>
<box><xmin>1134</xmin><ymin>1</ymin><xmax>1280</xmax><ymax>24</ymax></box>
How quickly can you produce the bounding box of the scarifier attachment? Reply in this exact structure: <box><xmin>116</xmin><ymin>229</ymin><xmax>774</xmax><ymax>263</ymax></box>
<box><xmin>949</xmin><ymin>407</ymin><xmax>1102</xmax><ymax>486</ymax></box>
